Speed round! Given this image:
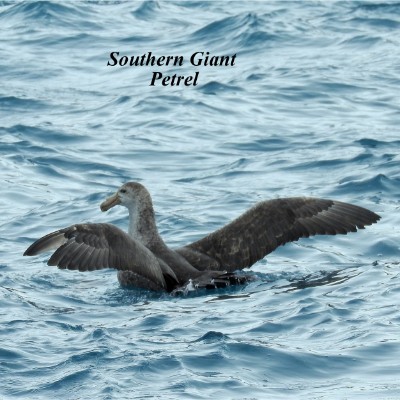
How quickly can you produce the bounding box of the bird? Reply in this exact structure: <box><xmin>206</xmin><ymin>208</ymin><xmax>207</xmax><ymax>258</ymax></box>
<box><xmin>24</xmin><ymin>182</ymin><xmax>380</xmax><ymax>293</ymax></box>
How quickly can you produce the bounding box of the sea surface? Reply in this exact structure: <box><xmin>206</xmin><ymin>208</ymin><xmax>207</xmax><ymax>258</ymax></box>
<box><xmin>1</xmin><ymin>1</ymin><xmax>400</xmax><ymax>399</ymax></box>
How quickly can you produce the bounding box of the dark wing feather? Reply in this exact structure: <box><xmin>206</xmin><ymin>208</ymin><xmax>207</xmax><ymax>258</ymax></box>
<box><xmin>24</xmin><ymin>223</ymin><xmax>169</xmax><ymax>289</ymax></box>
<box><xmin>176</xmin><ymin>198</ymin><xmax>380</xmax><ymax>272</ymax></box>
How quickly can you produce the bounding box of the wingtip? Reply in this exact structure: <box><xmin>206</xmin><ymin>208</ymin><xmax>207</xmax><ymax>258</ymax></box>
<box><xmin>369</xmin><ymin>211</ymin><xmax>381</xmax><ymax>225</ymax></box>
<box><xmin>23</xmin><ymin>244</ymin><xmax>37</xmax><ymax>257</ymax></box>
<box><xmin>23</xmin><ymin>231</ymin><xmax>68</xmax><ymax>258</ymax></box>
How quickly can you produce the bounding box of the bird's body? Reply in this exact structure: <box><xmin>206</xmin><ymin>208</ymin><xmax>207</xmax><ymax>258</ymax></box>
<box><xmin>24</xmin><ymin>182</ymin><xmax>380</xmax><ymax>292</ymax></box>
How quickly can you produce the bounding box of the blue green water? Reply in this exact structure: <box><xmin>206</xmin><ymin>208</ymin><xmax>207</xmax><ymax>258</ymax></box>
<box><xmin>1</xmin><ymin>1</ymin><xmax>399</xmax><ymax>399</ymax></box>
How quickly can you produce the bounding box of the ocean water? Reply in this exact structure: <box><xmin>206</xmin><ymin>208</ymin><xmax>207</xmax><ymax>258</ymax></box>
<box><xmin>1</xmin><ymin>0</ymin><xmax>400</xmax><ymax>398</ymax></box>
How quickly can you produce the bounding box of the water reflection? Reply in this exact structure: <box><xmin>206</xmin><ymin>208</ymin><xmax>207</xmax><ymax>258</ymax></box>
<box><xmin>275</xmin><ymin>268</ymin><xmax>362</xmax><ymax>293</ymax></box>
<box><xmin>207</xmin><ymin>265</ymin><xmax>364</xmax><ymax>301</ymax></box>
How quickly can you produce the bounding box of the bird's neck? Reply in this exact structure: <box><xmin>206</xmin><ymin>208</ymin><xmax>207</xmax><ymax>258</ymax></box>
<box><xmin>127</xmin><ymin>198</ymin><xmax>163</xmax><ymax>248</ymax></box>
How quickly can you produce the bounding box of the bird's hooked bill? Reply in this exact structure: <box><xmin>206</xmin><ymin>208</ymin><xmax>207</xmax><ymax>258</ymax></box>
<box><xmin>100</xmin><ymin>192</ymin><xmax>121</xmax><ymax>212</ymax></box>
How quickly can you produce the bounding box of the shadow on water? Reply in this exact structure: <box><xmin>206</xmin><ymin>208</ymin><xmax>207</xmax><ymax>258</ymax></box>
<box><xmin>274</xmin><ymin>268</ymin><xmax>361</xmax><ymax>293</ymax></box>
<box><xmin>203</xmin><ymin>266</ymin><xmax>364</xmax><ymax>302</ymax></box>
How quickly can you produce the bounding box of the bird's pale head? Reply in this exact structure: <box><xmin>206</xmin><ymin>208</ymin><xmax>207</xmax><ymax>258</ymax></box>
<box><xmin>100</xmin><ymin>182</ymin><xmax>149</xmax><ymax>212</ymax></box>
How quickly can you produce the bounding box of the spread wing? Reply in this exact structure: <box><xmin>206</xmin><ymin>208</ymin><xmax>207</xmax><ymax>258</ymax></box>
<box><xmin>176</xmin><ymin>198</ymin><xmax>380</xmax><ymax>272</ymax></box>
<box><xmin>24</xmin><ymin>223</ymin><xmax>175</xmax><ymax>290</ymax></box>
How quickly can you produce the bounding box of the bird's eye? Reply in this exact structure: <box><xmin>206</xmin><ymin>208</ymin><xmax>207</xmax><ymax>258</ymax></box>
<box><xmin>120</xmin><ymin>189</ymin><xmax>127</xmax><ymax>194</ymax></box>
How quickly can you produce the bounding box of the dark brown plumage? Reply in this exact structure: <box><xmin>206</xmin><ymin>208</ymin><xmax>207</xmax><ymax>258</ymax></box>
<box><xmin>176</xmin><ymin>198</ymin><xmax>379</xmax><ymax>272</ymax></box>
<box><xmin>24</xmin><ymin>182</ymin><xmax>380</xmax><ymax>292</ymax></box>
